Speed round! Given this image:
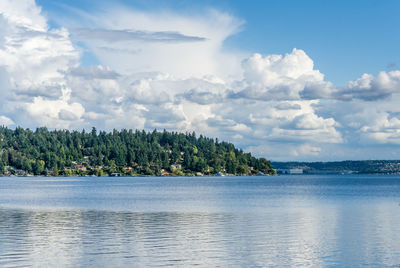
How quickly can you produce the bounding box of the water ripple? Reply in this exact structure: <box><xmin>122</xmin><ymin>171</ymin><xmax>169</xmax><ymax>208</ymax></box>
<box><xmin>1</xmin><ymin>175</ymin><xmax>400</xmax><ymax>267</ymax></box>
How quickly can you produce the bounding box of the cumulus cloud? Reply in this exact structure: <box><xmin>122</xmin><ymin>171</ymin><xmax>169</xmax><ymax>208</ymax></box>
<box><xmin>268</xmin><ymin>126</ymin><xmax>342</xmax><ymax>144</ymax></box>
<box><xmin>300</xmin><ymin>80</ymin><xmax>336</xmax><ymax>100</ymax></box>
<box><xmin>312</xmin><ymin>94</ymin><xmax>400</xmax><ymax>148</ymax></box>
<box><xmin>207</xmin><ymin>116</ymin><xmax>251</xmax><ymax>133</ymax></box>
<box><xmin>338</xmin><ymin>71</ymin><xmax>400</xmax><ymax>101</ymax></box>
<box><xmin>0</xmin><ymin>115</ymin><xmax>14</xmax><ymax>126</ymax></box>
<box><xmin>25</xmin><ymin>88</ymin><xmax>85</xmax><ymax>129</ymax></box>
<box><xmin>285</xmin><ymin>113</ymin><xmax>337</xmax><ymax>130</ymax></box>
<box><xmin>234</xmin><ymin>49</ymin><xmax>332</xmax><ymax>100</ymax></box>
<box><xmin>292</xmin><ymin>144</ymin><xmax>322</xmax><ymax>157</ymax></box>
<box><xmin>348</xmin><ymin>106</ymin><xmax>400</xmax><ymax>144</ymax></box>
<box><xmin>0</xmin><ymin>0</ymin><xmax>79</xmax><ymax>129</ymax></box>
<box><xmin>0</xmin><ymin>22</ymin><xmax>78</xmax><ymax>90</ymax></box>
<box><xmin>0</xmin><ymin>0</ymin><xmax>46</xmax><ymax>31</ymax></box>
<box><xmin>209</xmin><ymin>99</ymin><xmax>343</xmax><ymax>149</ymax></box>
<box><xmin>359</xmin><ymin>116</ymin><xmax>400</xmax><ymax>144</ymax></box>
<box><xmin>302</xmin><ymin>70</ymin><xmax>400</xmax><ymax>101</ymax></box>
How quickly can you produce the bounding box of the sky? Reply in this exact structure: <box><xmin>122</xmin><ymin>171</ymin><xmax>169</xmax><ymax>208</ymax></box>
<box><xmin>0</xmin><ymin>0</ymin><xmax>400</xmax><ymax>161</ymax></box>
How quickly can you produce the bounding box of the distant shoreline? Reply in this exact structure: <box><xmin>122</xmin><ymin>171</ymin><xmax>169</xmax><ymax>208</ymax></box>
<box><xmin>0</xmin><ymin>173</ymin><xmax>275</xmax><ymax>178</ymax></box>
<box><xmin>272</xmin><ymin>160</ymin><xmax>400</xmax><ymax>175</ymax></box>
<box><xmin>2</xmin><ymin>173</ymin><xmax>400</xmax><ymax>178</ymax></box>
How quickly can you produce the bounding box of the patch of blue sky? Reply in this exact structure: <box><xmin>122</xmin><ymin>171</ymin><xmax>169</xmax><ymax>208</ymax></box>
<box><xmin>37</xmin><ymin>0</ymin><xmax>400</xmax><ymax>85</ymax></box>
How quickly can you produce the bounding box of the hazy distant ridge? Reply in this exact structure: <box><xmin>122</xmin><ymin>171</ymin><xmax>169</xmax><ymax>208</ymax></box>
<box><xmin>272</xmin><ymin>160</ymin><xmax>400</xmax><ymax>174</ymax></box>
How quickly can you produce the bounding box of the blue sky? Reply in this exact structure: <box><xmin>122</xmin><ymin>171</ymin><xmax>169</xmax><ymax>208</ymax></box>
<box><xmin>37</xmin><ymin>0</ymin><xmax>400</xmax><ymax>84</ymax></box>
<box><xmin>1</xmin><ymin>0</ymin><xmax>400</xmax><ymax>161</ymax></box>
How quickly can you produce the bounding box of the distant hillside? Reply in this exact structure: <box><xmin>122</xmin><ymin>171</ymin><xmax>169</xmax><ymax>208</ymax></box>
<box><xmin>0</xmin><ymin>127</ymin><xmax>274</xmax><ymax>176</ymax></box>
<box><xmin>272</xmin><ymin>160</ymin><xmax>400</xmax><ymax>174</ymax></box>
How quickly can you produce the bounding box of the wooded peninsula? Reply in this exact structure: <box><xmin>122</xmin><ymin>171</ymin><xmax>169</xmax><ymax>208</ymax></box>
<box><xmin>0</xmin><ymin>127</ymin><xmax>275</xmax><ymax>177</ymax></box>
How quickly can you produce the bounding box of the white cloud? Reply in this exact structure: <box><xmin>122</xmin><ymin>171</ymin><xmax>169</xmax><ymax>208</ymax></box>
<box><xmin>0</xmin><ymin>115</ymin><xmax>14</xmax><ymax>126</ymax></box>
<box><xmin>357</xmin><ymin>111</ymin><xmax>400</xmax><ymax>144</ymax></box>
<box><xmin>73</xmin><ymin>28</ymin><xmax>207</xmax><ymax>43</ymax></box>
<box><xmin>0</xmin><ymin>0</ymin><xmax>79</xmax><ymax>129</ymax></box>
<box><xmin>2</xmin><ymin>0</ymin><xmax>400</xmax><ymax>161</ymax></box>
<box><xmin>268</xmin><ymin>125</ymin><xmax>342</xmax><ymax>144</ymax></box>
<box><xmin>207</xmin><ymin>116</ymin><xmax>251</xmax><ymax>133</ymax></box>
<box><xmin>292</xmin><ymin>144</ymin><xmax>322</xmax><ymax>157</ymax></box>
<box><xmin>207</xmin><ymin>99</ymin><xmax>343</xmax><ymax>152</ymax></box>
<box><xmin>235</xmin><ymin>49</ymin><xmax>332</xmax><ymax>100</ymax></box>
<box><xmin>103</xmin><ymin>104</ymin><xmax>146</xmax><ymax>131</ymax></box>
<box><xmin>340</xmin><ymin>71</ymin><xmax>400</xmax><ymax>100</ymax></box>
<box><xmin>0</xmin><ymin>0</ymin><xmax>46</xmax><ymax>31</ymax></box>
<box><xmin>0</xmin><ymin>21</ymin><xmax>78</xmax><ymax>90</ymax></box>
<box><xmin>65</xmin><ymin>7</ymin><xmax>244</xmax><ymax>80</ymax></box>
<box><xmin>25</xmin><ymin>88</ymin><xmax>85</xmax><ymax>128</ymax></box>
<box><xmin>313</xmin><ymin>95</ymin><xmax>400</xmax><ymax>146</ymax></box>
<box><xmin>288</xmin><ymin>113</ymin><xmax>337</xmax><ymax>130</ymax></box>
<box><xmin>303</xmin><ymin>70</ymin><xmax>400</xmax><ymax>101</ymax></box>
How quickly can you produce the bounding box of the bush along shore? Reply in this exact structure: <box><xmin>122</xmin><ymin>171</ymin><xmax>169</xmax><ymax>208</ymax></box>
<box><xmin>0</xmin><ymin>127</ymin><xmax>275</xmax><ymax>177</ymax></box>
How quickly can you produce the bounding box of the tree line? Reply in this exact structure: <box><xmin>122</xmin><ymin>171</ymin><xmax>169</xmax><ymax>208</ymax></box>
<box><xmin>0</xmin><ymin>126</ymin><xmax>274</xmax><ymax>176</ymax></box>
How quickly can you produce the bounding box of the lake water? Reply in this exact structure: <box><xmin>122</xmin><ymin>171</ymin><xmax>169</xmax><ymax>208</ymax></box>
<box><xmin>1</xmin><ymin>175</ymin><xmax>400</xmax><ymax>267</ymax></box>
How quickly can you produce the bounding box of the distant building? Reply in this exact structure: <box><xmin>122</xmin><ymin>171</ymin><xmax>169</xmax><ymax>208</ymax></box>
<box><xmin>276</xmin><ymin>168</ymin><xmax>303</xmax><ymax>175</ymax></box>
<box><xmin>170</xmin><ymin>164</ymin><xmax>182</xmax><ymax>169</ymax></box>
<box><xmin>75</xmin><ymin>164</ymin><xmax>86</xmax><ymax>171</ymax></box>
<box><xmin>15</xmin><ymin>169</ymin><xmax>27</xmax><ymax>176</ymax></box>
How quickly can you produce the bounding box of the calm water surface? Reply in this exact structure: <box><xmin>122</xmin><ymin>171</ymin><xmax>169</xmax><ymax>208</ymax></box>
<box><xmin>1</xmin><ymin>175</ymin><xmax>400</xmax><ymax>267</ymax></box>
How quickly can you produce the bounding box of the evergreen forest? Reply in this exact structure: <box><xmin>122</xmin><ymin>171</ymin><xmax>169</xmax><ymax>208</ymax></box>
<box><xmin>0</xmin><ymin>127</ymin><xmax>275</xmax><ymax>176</ymax></box>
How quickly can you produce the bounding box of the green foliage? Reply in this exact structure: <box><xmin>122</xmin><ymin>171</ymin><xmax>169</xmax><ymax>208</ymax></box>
<box><xmin>33</xmin><ymin>160</ymin><xmax>45</xmax><ymax>175</ymax></box>
<box><xmin>0</xmin><ymin>160</ymin><xmax>4</xmax><ymax>174</ymax></box>
<box><xmin>0</xmin><ymin>126</ymin><xmax>274</xmax><ymax>176</ymax></box>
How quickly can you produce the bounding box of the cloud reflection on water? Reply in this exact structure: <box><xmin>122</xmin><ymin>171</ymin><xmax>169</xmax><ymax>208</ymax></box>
<box><xmin>1</xmin><ymin>205</ymin><xmax>400</xmax><ymax>267</ymax></box>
